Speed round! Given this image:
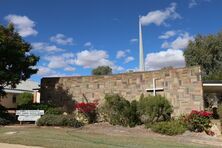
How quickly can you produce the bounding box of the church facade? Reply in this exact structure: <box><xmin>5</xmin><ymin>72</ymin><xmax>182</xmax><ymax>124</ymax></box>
<box><xmin>40</xmin><ymin>66</ymin><xmax>203</xmax><ymax>116</ymax></box>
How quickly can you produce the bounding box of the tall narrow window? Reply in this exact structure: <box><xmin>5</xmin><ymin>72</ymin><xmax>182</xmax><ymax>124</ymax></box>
<box><xmin>165</xmin><ymin>81</ymin><xmax>168</xmax><ymax>87</ymax></box>
<box><xmin>12</xmin><ymin>95</ymin><xmax>16</xmax><ymax>103</ymax></box>
<box><xmin>179</xmin><ymin>80</ymin><xmax>182</xmax><ymax>86</ymax></box>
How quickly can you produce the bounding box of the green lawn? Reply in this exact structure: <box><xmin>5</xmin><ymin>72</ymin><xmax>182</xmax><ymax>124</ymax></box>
<box><xmin>0</xmin><ymin>126</ymin><xmax>205</xmax><ymax>148</ymax></box>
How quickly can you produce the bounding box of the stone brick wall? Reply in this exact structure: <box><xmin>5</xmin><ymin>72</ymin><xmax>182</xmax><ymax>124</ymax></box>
<box><xmin>40</xmin><ymin>66</ymin><xmax>204</xmax><ymax>116</ymax></box>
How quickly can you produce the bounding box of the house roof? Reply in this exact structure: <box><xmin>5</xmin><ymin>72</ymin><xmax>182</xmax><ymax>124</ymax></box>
<box><xmin>4</xmin><ymin>80</ymin><xmax>40</xmax><ymax>93</ymax></box>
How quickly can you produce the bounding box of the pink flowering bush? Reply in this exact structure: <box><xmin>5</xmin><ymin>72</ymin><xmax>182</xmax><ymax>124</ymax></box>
<box><xmin>185</xmin><ymin>110</ymin><xmax>213</xmax><ymax>133</ymax></box>
<box><xmin>74</xmin><ymin>100</ymin><xmax>98</xmax><ymax>123</ymax></box>
<box><xmin>74</xmin><ymin>102</ymin><xmax>97</xmax><ymax>113</ymax></box>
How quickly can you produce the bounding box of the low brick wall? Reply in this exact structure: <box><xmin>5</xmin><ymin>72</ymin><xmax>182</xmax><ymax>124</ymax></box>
<box><xmin>40</xmin><ymin>66</ymin><xmax>204</xmax><ymax>116</ymax></box>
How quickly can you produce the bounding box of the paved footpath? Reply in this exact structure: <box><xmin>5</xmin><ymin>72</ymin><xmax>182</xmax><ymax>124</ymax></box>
<box><xmin>0</xmin><ymin>143</ymin><xmax>42</xmax><ymax>148</ymax></box>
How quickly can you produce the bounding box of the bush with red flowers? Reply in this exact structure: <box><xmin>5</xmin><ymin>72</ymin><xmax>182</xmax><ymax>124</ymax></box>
<box><xmin>74</xmin><ymin>100</ymin><xmax>98</xmax><ymax>123</ymax></box>
<box><xmin>74</xmin><ymin>102</ymin><xmax>97</xmax><ymax>113</ymax></box>
<box><xmin>185</xmin><ymin>110</ymin><xmax>213</xmax><ymax>132</ymax></box>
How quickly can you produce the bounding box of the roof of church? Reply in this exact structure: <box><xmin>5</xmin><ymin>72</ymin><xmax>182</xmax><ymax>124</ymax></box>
<box><xmin>203</xmin><ymin>80</ymin><xmax>222</xmax><ymax>84</ymax></box>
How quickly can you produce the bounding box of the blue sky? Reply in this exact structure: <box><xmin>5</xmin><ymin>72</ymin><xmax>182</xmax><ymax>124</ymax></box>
<box><xmin>0</xmin><ymin>0</ymin><xmax>222</xmax><ymax>83</ymax></box>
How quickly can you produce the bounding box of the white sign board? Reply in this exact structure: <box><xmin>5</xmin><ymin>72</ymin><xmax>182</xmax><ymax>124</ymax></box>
<box><xmin>16</xmin><ymin>110</ymin><xmax>44</xmax><ymax>122</ymax></box>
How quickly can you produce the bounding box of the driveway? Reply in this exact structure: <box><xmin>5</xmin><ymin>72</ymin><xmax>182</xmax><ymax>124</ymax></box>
<box><xmin>0</xmin><ymin>143</ymin><xmax>42</xmax><ymax>148</ymax></box>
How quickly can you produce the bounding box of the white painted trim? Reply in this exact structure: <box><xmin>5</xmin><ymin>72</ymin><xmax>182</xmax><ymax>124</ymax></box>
<box><xmin>203</xmin><ymin>83</ymin><xmax>222</xmax><ymax>87</ymax></box>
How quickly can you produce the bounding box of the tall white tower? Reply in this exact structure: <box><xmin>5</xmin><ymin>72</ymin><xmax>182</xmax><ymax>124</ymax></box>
<box><xmin>139</xmin><ymin>17</ymin><xmax>145</xmax><ymax>71</ymax></box>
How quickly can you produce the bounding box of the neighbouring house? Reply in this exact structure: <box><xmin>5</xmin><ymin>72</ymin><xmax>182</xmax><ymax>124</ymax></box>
<box><xmin>0</xmin><ymin>80</ymin><xmax>40</xmax><ymax>109</ymax></box>
<box><xmin>203</xmin><ymin>80</ymin><xmax>222</xmax><ymax>109</ymax></box>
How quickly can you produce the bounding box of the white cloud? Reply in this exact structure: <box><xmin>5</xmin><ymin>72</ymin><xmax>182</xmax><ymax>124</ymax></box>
<box><xmin>75</xmin><ymin>50</ymin><xmax>123</xmax><ymax>71</ymax></box>
<box><xmin>44</xmin><ymin>53</ymin><xmax>76</xmax><ymax>70</ymax></box>
<box><xmin>188</xmin><ymin>0</ymin><xmax>211</xmax><ymax>8</ymax></box>
<box><xmin>37</xmin><ymin>66</ymin><xmax>67</xmax><ymax>77</ymax></box>
<box><xmin>130</xmin><ymin>38</ymin><xmax>138</xmax><ymax>43</ymax></box>
<box><xmin>161</xmin><ymin>41</ymin><xmax>170</xmax><ymax>48</ymax></box>
<box><xmin>124</xmin><ymin>56</ymin><xmax>134</xmax><ymax>63</ymax></box>
<box><xmin>32</xmin><ymin>42</ymin><xmax>64</xmax><ymax>52</ymax></box>
<box><xmin>64</xmin><ymin>67</ymin><xmax>76</xmax><ymax>72</ymax></box>
<box><xmin>189</xmin><ymin>0</ymin><xmax>197</xmax><ymax>8</ymax></box>
<box><xmin>171</xmin><ymin>32</ymin><xmax>194</xmax><ymax>50</ymax></box>
<box><xmin>84</xmin><ymin>42</ymin><xmax>92</xmax><ymax>47</ymax></box>
<box><xmin>145</xmin><ymin>49</ymin><xmax>185</xmax><ymax>71</ymax></box>
<box><xmin>5</xmin><ymin>14</ymin><xmax>38</xmax><ymax>37</ymax></box>
<box><xmin>161</xmin><ymin>32</ymin><xmax>194</xmax><ymax>50</ymax></box>
<box><xmin>159</xmin><ymin>30</ymin><xmax>176</xmax><ymax>39</ymax></box>
<box><xmin>37</xmin><ymin>66</ymin><xmax>75</xmax><ymax>77</ymax></box>
<box><xmin>37</xmin><ymin>66</ymin><xmax>57</xmax><ymax>76</ymax></box>
<box><xmin>45</xmin><ymin>56</ymin><xmax>68</xmax><ymax>69</ymax></box>
<box><xmin>50</xmin><ymin>34</ymin><xmax>74</xmax><ymax>45</ymax></box>
<box><xmin>116</xmin><ymin>50</ymin><xmax>126</xmax><ymax>59</ymax></box>
<box><xmin>125</xmin><ymin>49</ymin><xmax>131</xmax><ymax>53</ymax></box>
<box><xmin>62</xmin><ymin>52</ymin><xmax>75</xmax><ymax>58</ymax></box>
<box><xmin>140</xmin><ymin>3</ymin><xmax>181</xmax><ymax>26</ymax></box>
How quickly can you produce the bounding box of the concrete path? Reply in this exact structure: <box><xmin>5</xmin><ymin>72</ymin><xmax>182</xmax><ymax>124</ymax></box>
<box><xmin>0</xmin><ymin>143</ymin><xmax>42</xmax><ymax>148</ymax></box>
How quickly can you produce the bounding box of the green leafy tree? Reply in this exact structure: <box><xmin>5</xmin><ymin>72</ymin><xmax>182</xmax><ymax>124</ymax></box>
<box><xmin>0</xmin><ymin>24</ymin><xmax>39</xmax><ymax>95</ymax></box>
<box><xmin>17</xmin><ymin>92</ymin><xmax>33</xmax><ymax>106</ymax></box>
<box><xmin>184</xmin><ymin>32</ymin><xmax>222</xmax><ymax>80</ymax></box>
<box><xmin>92</xmin><ymin>66</ymin><xmax>112</xmax><ymax>75</ymax></box>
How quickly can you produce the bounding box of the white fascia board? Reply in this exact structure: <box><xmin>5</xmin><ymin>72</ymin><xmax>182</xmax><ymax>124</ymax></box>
<box><xmin>203</xmin><ymin>83</ymin><xmax>222</xmax><ymax>87</ymax></box>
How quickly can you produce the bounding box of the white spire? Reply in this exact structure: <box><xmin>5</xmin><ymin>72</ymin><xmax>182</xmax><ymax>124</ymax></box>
<box><xmin>139</xmin><ymin>17</ymin><xmax>145</xmax><ymax>71</ymax></box>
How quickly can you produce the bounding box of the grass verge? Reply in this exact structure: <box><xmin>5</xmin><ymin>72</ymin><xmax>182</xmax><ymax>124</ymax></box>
<box><xmin>0</xmin><ymin>126</ymin><xmax>205</xmax><ymax>148</ymax></box>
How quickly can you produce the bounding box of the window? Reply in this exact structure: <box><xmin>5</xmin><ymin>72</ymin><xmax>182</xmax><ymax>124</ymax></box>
<box><xmin>165</xmin><ymin>72</ymin><xmax>170</xmax><ymax>77</ymax></box>
<box><xmin>162</xmin><ymin>82</ymin><xmax>164</xmax><ymax>87</ymax></box>
<box><xmin>12</xmin><ymin>95</ymin><xmax>16</xmax><ymax>103</ymax></box>
<box><xmin>186</xmin><ymin>88</ymin><xmax>189</xmax><ymax>94</ymax></box>
<box><xmin>140</xmin><ymin>75</ymin><xmax>143</xmax><ymax>81</ymax></box>
<box><xmin>165</xmin><ymin>81</ymin><xmax>168</xmax><ymax>87</ymax></box>
<box><xmin>179</xmin><ymin>80</ymin><xmax>182</xmax><ymax>86</ymax></box>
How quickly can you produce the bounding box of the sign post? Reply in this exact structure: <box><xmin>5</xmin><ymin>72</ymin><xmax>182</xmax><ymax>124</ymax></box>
<box><xmin>16</xmin><ymin>110</ymin><xmax>44</xmax><ymax>124</ymax></box>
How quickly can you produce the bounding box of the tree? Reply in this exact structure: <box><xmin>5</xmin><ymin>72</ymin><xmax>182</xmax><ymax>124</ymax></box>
<box><xmin>184</xmin><ymin>32</ymin><xmax>222</xmax><ymax>80</ymax></box>
<box><xmin>0</xmin><ymin>24</ymin><xmax>39</xmax><ymax>95</ymax></box>
<box><xmin>17</xmin><ymin>92</ymin><xmax>33</xmax><ymax>106</ymax></box>
<box><xmin>92</xmin><ymin>66</ymin><xmax>112</xmax><ymax>75</ymax></box>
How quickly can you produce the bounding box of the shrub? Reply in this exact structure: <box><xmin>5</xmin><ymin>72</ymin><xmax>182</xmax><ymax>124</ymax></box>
<box><xmin>151</xmin><ymin>120</ymin><xmax>187</xmax><ymax>136</ymax></box>
<box><xmin>37</xmin><ymin>115</ymin><xmax>83</xmax><ymax>127</ymax></box>
<box><xmin>74</xmin><ymin>111</ymin><xmax>89</xmax><ymax>124</ymax></box>
<box><xmin>137</xmin><ymin>95</ymin><xmax>173</xmax><ymax>124</ymax></box>
<box><xmin>17</xmin><ymin>93</ymin><xmax>33</xmax><ymax>106</ymax></box>
<box><xmin>0</xmin><ymin>104</ymin><xmax>7</xmax><ymax>112</ymax></box>
<box><xmin>45</xmin><ymin>107</ymin><xmax>64</xmax><ymax>115</ymax></box>
<box><xmin>0</xmin><ymin>117</ymin><xmax>10</xmax><ymax>125</ymax></box>
<box><xmin>128</xmin><ymin>100</ymin><xmax>141</xmax><ymax>127</ymax></box>
<box><xmin>100</xmin><ymin>94</ymin><xmax>141</xmax><ymax>127</ymax></box>
<box><xmin>185</xmin><ymin>110</ymin><xmax>212</xmax><ymax>132</ymax></box>
<box><xmin>217</xmin><ymin>104</ymin><xmax>222</xmax><ymax>119</ymax></box>
<box><xmin>0</xmin><ymin>105</ymin><xmax>15</xmax><ymax>124</ymax></box>
<box><xmin>74</xmin><ymin>102</ymin><xmax>98</xmax><ymax>123</ymax></box>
